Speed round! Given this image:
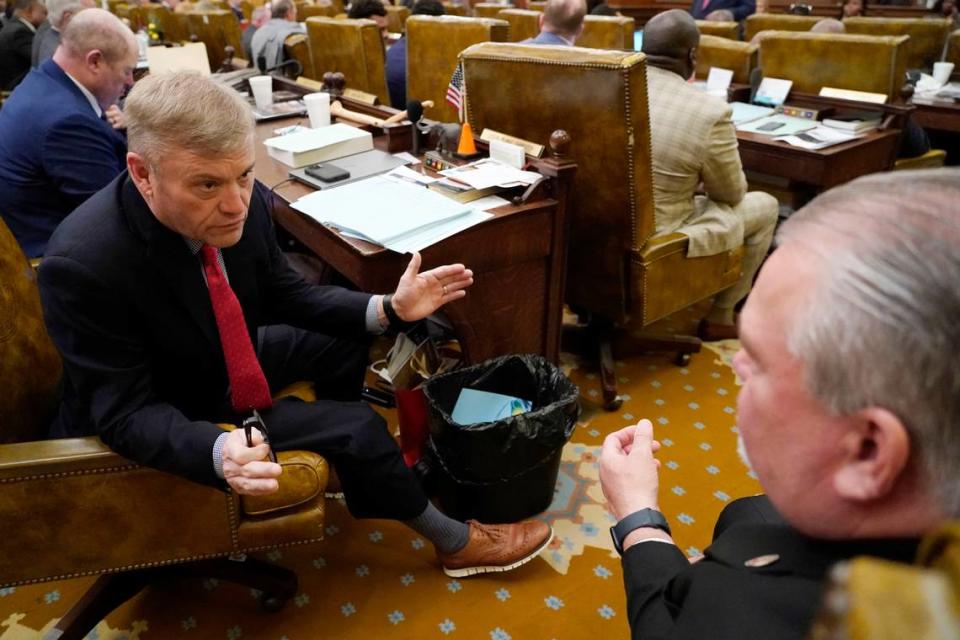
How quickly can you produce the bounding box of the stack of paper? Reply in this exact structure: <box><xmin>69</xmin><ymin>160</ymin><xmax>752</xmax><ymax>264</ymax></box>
<box><xmin>737</xmin><ymin>114</ymin><xmax>817</xmax><ymax>136</ymax></box>
<box><xmin>439</xmin><ymin>159</ymin><xmax>541</xmax><ymax>190</ymax></box>
<box><xmin>291</xmin><ymin>175</ymin><xmax>493</xmax><ymax>253</ymax></box>
<box><xmin>779</xmin><ymin>126</ymin><xmax>858</xmax><ymax>150</ymax></box>
<box><xmin>730</xmin><ymin>102</ymin><xmax>776</xmax><ymax>125</ymax></box>
<box><xmin>264</xmin><ymin>123</ymin><xmax>373</xmax><ymax>168</ymax></box>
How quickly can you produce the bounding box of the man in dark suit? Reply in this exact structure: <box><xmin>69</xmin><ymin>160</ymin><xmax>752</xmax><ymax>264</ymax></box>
<box><xmin>385</xmin><ymin>0</ymin><xmax>443</xmax><ymax>109</ymax></box>
<box><xmin>689</xmin><ymin>0</ymin><xmax>754</xmax><ymax>21</ymax></box>
<box><xmin>0</xmin><ymin>0</ymin><xmax>47</xmax><ymax>90</ymax></box>
<box><xmin>31</xmin><ymin>0</ymin><xmax>96</xmax><ymax>68</ymax></box>
<box><xmin>0</xmin><ymin>8</ymin><xmax>136</xmax><ymax>258</ymax></box>
<box><xmin>599</xmin><ymin>168</ymin><xmax>960</xmax><ymax>639</ymax></box>
<box><xmin>38</xmin><ymin>70</ymin><xmax>554</xmax><ymax>578</ymax></box>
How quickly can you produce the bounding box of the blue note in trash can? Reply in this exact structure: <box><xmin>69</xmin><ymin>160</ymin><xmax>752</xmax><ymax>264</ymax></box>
<box><xmin>451</xmin><ymin>387</ymin><xmax>533</xmax><ymax>426</ymax></box>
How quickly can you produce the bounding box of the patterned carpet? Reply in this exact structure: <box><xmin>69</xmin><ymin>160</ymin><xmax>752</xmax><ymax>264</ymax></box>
<box><xmin>0</xmin><ymin>330</ymin><xmax>761</xmax><ymax>640</ymax></box>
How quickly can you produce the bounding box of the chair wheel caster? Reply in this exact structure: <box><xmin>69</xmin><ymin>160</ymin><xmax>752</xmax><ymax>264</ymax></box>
<box><xmin>603</xmin><ymin>395</ymin><xmax>623</xmax><ymax>411</ymax></box>
<box><xmin>674</xmin><ymin>353</ymin><xmax>691</xmax><ymax>367</ymax></box>
<box><xmin>260</xmin><ymin>593</ymin><xmax>289</xmax><ymax>613</ymax></box>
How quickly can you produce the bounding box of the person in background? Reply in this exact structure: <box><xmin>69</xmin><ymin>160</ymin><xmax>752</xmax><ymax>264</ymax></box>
<box><xmin>348</xmin><ymin>0</ymin><xmax>388</xmax><ymax>40</ymax></box>
<box><xmin>385</xmin><ymin>0</ymin><xmax>443</xmax><ymax>108</ymax></box>
<box><xmin>932</xmin><ymin>0</ymin><xmax>960</xmax><ymax>27</ymax></box>
<box><xmin>31</xmin><ymin>0</ymin><xmax>96</xmax><ymax>68</ymax></box>
<box><xmin>601</xmin><ymin>168</ymin><xmax>960</xmax><ymax>639</ymax></box>
<box><xmin>810</xmin><ymin>16</ymin><xmax>844</xmax><ymax>32</ymax></box>
<box><xmin>643</xmin><ymin>10</ymin><xmax>778</xmax><ymax>340</ymax></box>
<box><xmin>839</xmin><ymin>0</ymin><xmax>865</xmax><ymax>18</ymax></box>
<box><xmin>689</xmin><ymin>0</ymin><xmax>755</xmax><ymax>23</ymax></box>
<box><xmin>0</xmin><ymin>8</ymin><xmax>136</xmax><ymax>257</ymax></box>
<box><xmin>250</xmin><ymin>0</ymin><xmax>304</xmax><ymax>72</ymax></box>
<box><xmin>520</xmin><ymin>0</ymin><xmax>586</xmax><ymax>45</ymax></box>
<box><xmin>0</xmin><ymin>0</ymin><xmax>48</xmax><ymax>90</ymax></box>
<box><xmin>242</xmin><ymin>5</ymin><xmax>269</xmax><ymax>64</ymax></box>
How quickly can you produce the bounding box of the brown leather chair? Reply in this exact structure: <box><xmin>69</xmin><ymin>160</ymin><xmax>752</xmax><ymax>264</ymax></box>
<box><xmin>843</xmin><ymin>16</ymin><xmax>952</xmax><ymax>70</ymax></box>
<box><xmin>182</xmin><ymin>10</ymin><xmax>246</xmax><ymax>71</ymax></box>
<box><xmin>300</xmin><ymin>3</ymin><xmax>338</xmax><ymax>18</ymax></box>
<box><xmin>759</xmin><ymin>32</ymin><xmax>909</xmax><ymax>99</ymax></box>
<box><xmin>527</xmin><ymin>0</ymin><xmax>546</xmax><ymax>10</ymax></box>
<box><xmin>460</xmin><ymin>43</ymin><xmax>744</xmax><ymax>409</ymax></box>
<box><xmin>474</xmin><ymin>1</ymin><xmax>507</xmax><ymax>18</ymax></box>
<box><xmin>744</xmin><ymin>13</ymin><xmax>821</xmax><ymax>41</ymax></box>
<box><xmin>386</xmin><ymin>4</ymin><xmax>411</xmax><ymax>32</ymax></box>
<box><xmin>498</xmin><ymin>8</ymin><xmax>539</xmax><ymax>41</ymax></box>
<box><xmin>285</xmin><ymin>32</ymin><xmax>316</xmax><ymax>78</ymax></box>
<box><xmin>305</xmin><ymin>16</ymin><xmax>390</xmax><ymax>104</ymax></box>
<box><xmin>578</xmin><ymin>15</ymin><xmax>634</xmax><ymax>50</ymax></box>
<box><xmin>948</xmin><ymin>28</ymin><xmax>960</xmax><ymax>66</ymax></box>
<box><xmin>130</xmin><ymin>4</ymin><xmax>184</xmax><ymax>43</ymax></box>
<box><xmin>696</xmin><ymin>34</ymin><xmax>757</xmax><ymax>83</ymax></box>
<box><xmin>696</xmin><ymin>19</ymin><xmax>740</xmax><ymax>40</ymax></box>
<box><xmin>443</xmin><ymin>2</ymin><xmax>469</xmax><ymax>15</ymax></box>
<box><xmin>0</xmin><ymin>217</ymin><xmax>329</xmax><ymax>639</ymax></box>
<box><xmin>406</xmin><ymin>15</ymin><xmax>509</xmax><ymax>120</ymax></box>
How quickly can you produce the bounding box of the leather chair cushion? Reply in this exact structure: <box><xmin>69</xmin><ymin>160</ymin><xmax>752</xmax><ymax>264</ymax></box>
<box><xmin>498</xmin><ymin>8</ymin><xmax>540</xmax><ymax>42</ymax></box>
<box><xmin>306</xmin><ymin>17</ymin><xmax>390</xmax><ymax>104</ymax></box>
<box><xmin>696</xmin><ymin>19</ymin><xmax>740</xmax><ymax>40</ymax></box>
<box><xmin>843</xmin><ymin>16</ymin><xmax>952</xmax><ymax>70</ymax></box>
<box><xmin>744</xmin><ymin>14</ymin><xmax>821</xmax><ymax>42</ymax></box>
<box><xmin>696</xmin><ymin>34</ymin><xmax>757</xmax><ymax>84</ymax></box>
<box><xmin>578</xmin><ymin>15</ymin><xmax>634</xmax><ymax>50</ymax></box>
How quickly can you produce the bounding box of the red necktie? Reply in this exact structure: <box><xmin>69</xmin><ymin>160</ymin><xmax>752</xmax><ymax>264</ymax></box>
<box><xmin>701</xmin><ymin>0</ymin><xmax>711</xmax><ymax>9</ymax></box>
<box><xmin>200</xmin><ymin>244</ymin><xmax>273</xmax><ymax>415</ymax></box>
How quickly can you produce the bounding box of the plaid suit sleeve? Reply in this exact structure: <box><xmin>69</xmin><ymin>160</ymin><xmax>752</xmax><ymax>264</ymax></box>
<box><xmin>701</xmin><ymin>112</ymin><xmax>747</xmax><ymax>207</ymax></box>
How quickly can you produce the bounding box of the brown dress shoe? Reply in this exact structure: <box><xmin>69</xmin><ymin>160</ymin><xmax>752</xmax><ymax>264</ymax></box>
<box><xmin>697</xmin><ymin>318</ymin><xmax>739</xmax><ymax>342</ymax></box>
<box><xmin>437</xmin><ymin>519</ymin><xmax>553</xmax><ymax>578</ymax></box>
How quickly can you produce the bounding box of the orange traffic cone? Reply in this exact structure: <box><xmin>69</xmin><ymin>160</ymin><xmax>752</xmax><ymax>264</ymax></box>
<box><xmin>457</xmin><ymin>121</ymin><xmax>478</xmax><ymax>156</ymax></box>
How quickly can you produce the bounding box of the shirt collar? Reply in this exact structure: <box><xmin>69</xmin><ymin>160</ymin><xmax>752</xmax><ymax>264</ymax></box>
<box><xmin>62</xmin><ymin>69</ymin><xmax>102</xmax><ymax>118</ymax></box>
<box><xmin>184</xmin><ymin>237</ymin><xmax>204</xmax><ymax>255</ymax></box>
<box><xmin>17</xmin><ymin>16</ymin><xmax>36</xmax><ymax>33</ymax></box>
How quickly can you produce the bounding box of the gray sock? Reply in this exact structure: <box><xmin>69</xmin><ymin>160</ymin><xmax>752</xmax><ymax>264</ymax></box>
<box><xmin>404</xmin><ymin>502</ymin><xmax>470</xmax><ymax>554</ymax></box>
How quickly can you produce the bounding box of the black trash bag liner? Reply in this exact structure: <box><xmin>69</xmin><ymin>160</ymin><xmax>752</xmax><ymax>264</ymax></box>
<box><xmin>424</xmin><ymin>436</ymin><xmax>566</xmax><ymax>523</ymax></box>
<box><xmin>423</xmin><ymin>354</ymin><xmax>580</xmax><ymax>484</ymax></box>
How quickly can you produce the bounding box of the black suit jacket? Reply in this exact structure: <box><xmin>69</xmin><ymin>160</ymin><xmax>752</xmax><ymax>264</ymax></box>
<box><xmin>0</xmin><ymin>18</ymin><xmax>35</xmax><ymax>90</ymax></box>
<box><xmin>39</xmin><ymin>174</ymin><xmax>372</xmax><ymax>486</ymax></box>
<box><xmin>622</xmin><ymin>522</ymin><xmax>918</xmax><ymax>640</ymax></box>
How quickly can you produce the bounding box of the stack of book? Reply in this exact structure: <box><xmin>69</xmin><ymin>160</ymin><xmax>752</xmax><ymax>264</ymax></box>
<box><xmin>821</xmin><ymin>112</ymin><xmax>882</xmax><ymax>135</ymax></box>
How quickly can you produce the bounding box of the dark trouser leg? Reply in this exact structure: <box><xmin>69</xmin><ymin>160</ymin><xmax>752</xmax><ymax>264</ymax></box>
<box><xmin>712</xmin><ymin>495</ymin><xmax>784</xmax><ymax>541</ymax></box>
<box><xmin>255</xmin><ymin>325</ymin><xmax>428</xmax><ymax>520</ymax></box>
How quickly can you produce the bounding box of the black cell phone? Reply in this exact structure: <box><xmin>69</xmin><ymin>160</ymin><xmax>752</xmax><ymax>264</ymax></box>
<box><xmin>361</xmin><ymin>386</ymin><xmax>395</xmax><ymax>408</ymax></box>
<box><xmin>756</xmin><ymin>121</ymin><xmax>786</xmax><ymax>132</ymax></box>
<box><xmin>305</xmin><ymin>163</ymin><xmax>350</xmax><ymax>183</ymax></box>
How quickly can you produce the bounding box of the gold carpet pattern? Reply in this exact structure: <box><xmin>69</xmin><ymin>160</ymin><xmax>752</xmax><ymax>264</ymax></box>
<box><xmin>0</xmin><ymin>340</ymin><xmax>760</xmax><ymax>639</ymax></box>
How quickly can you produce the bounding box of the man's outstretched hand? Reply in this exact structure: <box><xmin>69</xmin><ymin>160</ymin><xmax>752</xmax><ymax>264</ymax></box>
<box><xmin>390</xmin><ymin>251</ymin><xmax>474</xmax><ymax>321</ymax></box>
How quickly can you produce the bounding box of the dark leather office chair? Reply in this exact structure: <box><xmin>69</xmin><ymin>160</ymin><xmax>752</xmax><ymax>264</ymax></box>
<box><xmin>0</xmin><ymin>217</ymin><xmax>329</xmax><ymax>639</ymax></box>
<box><xmin>460</xmin><ymin>43</ymin><xmax>744</xmax><ymax>410</ymax></box>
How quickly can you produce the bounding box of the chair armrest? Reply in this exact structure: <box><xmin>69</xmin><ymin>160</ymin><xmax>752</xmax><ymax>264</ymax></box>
<box><xmin>636</xmin><ymin>232</ymin><xmax>690</xmax><ymax>263</ymax></box>
<box><xmin>0</xmin><ymin>436</ymin><xmax>135</xmax><ymax>480</ymax></box>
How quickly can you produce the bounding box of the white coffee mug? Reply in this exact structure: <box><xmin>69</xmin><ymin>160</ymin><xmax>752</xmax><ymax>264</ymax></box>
<box><xmin>304</xmin><ymin>92</ymin><xmax>331</xmax><ymax>128</ymax></box>
<box><xmin>249</xmin><ymin>75</ymin><xmax>273</xmax><ymax>110</ymax></box>
<box><xmin>933</xmin><ymin>62</ymin><xmax>955</xmax><ymax>86</ymax></box>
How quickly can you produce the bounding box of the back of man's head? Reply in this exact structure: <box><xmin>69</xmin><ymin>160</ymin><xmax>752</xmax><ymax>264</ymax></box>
<box><xmin>642</xmin><ymin>9</ymin><xmax>699</xmax><ymax>61</ymax></box>
<box><xmin>542</xmin><ymin>0</ymin><xmax>586</xmax><ymax>39</ymax></box>
<box><xmin>125</xmin><ymin>71</ymin><xmax>254</xmax><ymax>166</ymax></box>
<box><xmin>779</xmin><ymin>169</ymin><xmax>960</xmax><ymax>516</ymax></box>
<box><xmin>348</xmin><ymin>0</ymin><xmax>386</xmax><ymax>20</ymax></box>
<box><xmin>411</xmin><ymin>0</ymin><xmax>443</xmax><ymax>16</ymax></box>
<box><xmin>810</xmin><ymin>17</ymin><xmax>844</xmax><ymax>33</ymax></box>
<box><xmin>46</xmin><ymin>0</ymin><xmax>93</xmax><ymax>30</ymax></box>
<box><xmin>271</xmin><ymin>0</ymin><xmax>294</xmax><ymax>19</ymax></box>
<box><xmin>60</xmin><ymin>8</ymin><xmax>135</xmax><ymax>64</ymax></box>
<box><xmin>250</xmin><ymin>5</ymin><xmax>269</xmax><ymax>26</ymax></box>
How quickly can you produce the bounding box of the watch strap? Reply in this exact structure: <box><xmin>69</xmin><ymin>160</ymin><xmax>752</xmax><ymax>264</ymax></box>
<box><xmin>610</xmin><ymin>508</ymin><xmax>672</xmax><ymax>555</ymax></box>
<box><xmin>381</xmin><ymin>293</ymin><xmax>415</xmax><ymax>330</ymax></box>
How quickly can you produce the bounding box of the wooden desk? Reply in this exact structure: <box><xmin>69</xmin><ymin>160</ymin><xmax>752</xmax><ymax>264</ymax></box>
<box><xmin>909</xmin><ymin>96</ymin><xmax>960</xmax><ymax>133</ymax></box>
<box><xmin>253</xmin><ymin>89</ymin><xmax>576</xmax><ymax>364</ymax></box>
<box><xmin>730</xmin><ymin>88</ymin><xmax>907</xmax><ymax>204</ymax></box>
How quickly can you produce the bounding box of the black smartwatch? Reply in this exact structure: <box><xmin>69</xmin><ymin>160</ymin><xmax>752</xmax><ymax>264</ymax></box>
<box><xmin>610</xmin><ymin>508</ymin><xmax>672</xmax><ymax>555</ymax></box>
<box><xmin>381</xmin><ymin>294</ymin><xmax>415</xmax><ymax>331</ymax></box>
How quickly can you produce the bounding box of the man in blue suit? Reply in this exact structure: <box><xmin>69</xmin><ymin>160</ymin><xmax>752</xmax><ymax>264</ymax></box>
<box><xmin>0</xmin><ymin>8</ymin><xmax>137</xmax><ymax>258</ymax></box>
<box><xmin>521</xmin><ymin>0</ymin><xmax>586</xmax><ymax>45</ymax></box>
<box><xmin>689</xmin><ymin>0</ymin><xmax>755</xmax><ymax>22</ymax></box>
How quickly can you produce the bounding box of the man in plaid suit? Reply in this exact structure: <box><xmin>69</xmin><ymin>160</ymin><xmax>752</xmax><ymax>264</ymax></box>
<box><xmin>643</xmin><ymin>9</ymin><xmax>778</xmax><ymax>340</ymax></box>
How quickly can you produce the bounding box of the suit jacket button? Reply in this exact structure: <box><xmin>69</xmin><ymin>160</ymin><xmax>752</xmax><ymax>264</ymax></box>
<box><xmin>744</xmin><ymin>554</ymin><xmax>780</xmax><ymax>568</ymax></box>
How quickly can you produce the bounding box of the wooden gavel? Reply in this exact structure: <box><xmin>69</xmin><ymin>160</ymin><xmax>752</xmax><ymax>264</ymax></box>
<box><xmin>329</xmin><ymin>100</ymin><xmax>434</xmax><ymax>127</ymax></box>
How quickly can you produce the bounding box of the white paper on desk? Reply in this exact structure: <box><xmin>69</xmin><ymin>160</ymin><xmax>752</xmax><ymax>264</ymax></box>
<box><xmin>392</xmin><ymin>151</ymin><xmax>420</xmax><ymax>165</ymax></box>
<box><xmin>737</xmin><ymin>114</ymin><xmax>816</xmax><ymax>136</ymax></box>
<box><xmin>440</xmin><ymin>159</ymin><xmax>540</xmax><ymax>190</ymax></box>
<box><xmin>706</xmin><ymin>67</ymin><xmax>733</xmax><ymax>94</ymax></box>
<box><xmin>384</xmin><ymin>165</ymin><xmax>438</xmax><ymax>185</ymax></box>
<box><xmin>292</xmin><ymin>175</ymin><xmax>471</xmax><ymax>246</ymax></box>
<box><xmin>386</xmin><ymin>210</ymin><xmax>493</xmax><ymax>253</ymax></box>
<box><xmin>778</xmin><ymin>125</ymin><xmax>858</xmax><ymax>150</ymax></box>
<box><xmin>470</xmin><ymin>195</ymin><xmax>512</xmax><ymax>211</ymax></box>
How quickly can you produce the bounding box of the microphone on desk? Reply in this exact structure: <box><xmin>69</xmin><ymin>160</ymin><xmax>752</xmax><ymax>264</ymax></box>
<box><xmin>256</xmin><ymin>55</ymin><xmax>303</xmax><ymax>78</ymax></box>
<box><xmin>748</xmin><ymin>67</ymin><xmax>763</xmax><ymax>105</ymax></box>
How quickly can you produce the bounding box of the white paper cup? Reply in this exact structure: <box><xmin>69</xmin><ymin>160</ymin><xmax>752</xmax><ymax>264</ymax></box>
<box><xmin>249</xmin><ymin>75</ymin><xmax>273</xmax><ymax>110</ymax></box>
<box><xmin>304</xmin><ymin>92</ymin><xmax>331</xmax><ymax>128</ymax></box>
<box><xmin>933</xmin><ymin>62</ymin><xmax>955</xmax><ymax>86</ymax></box>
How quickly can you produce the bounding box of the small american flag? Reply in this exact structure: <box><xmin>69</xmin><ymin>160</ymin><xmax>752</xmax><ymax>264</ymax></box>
<box><xmin>446</xmin><ymin>62</ymin><xmax>464</xmax><ymax>121</ymax></box>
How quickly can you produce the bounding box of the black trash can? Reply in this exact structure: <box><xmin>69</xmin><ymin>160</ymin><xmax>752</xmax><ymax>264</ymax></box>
<box><xmin>422</xmin><ymin>354</ymin><xmax>580</xmax><ymax>523</ymax></box>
